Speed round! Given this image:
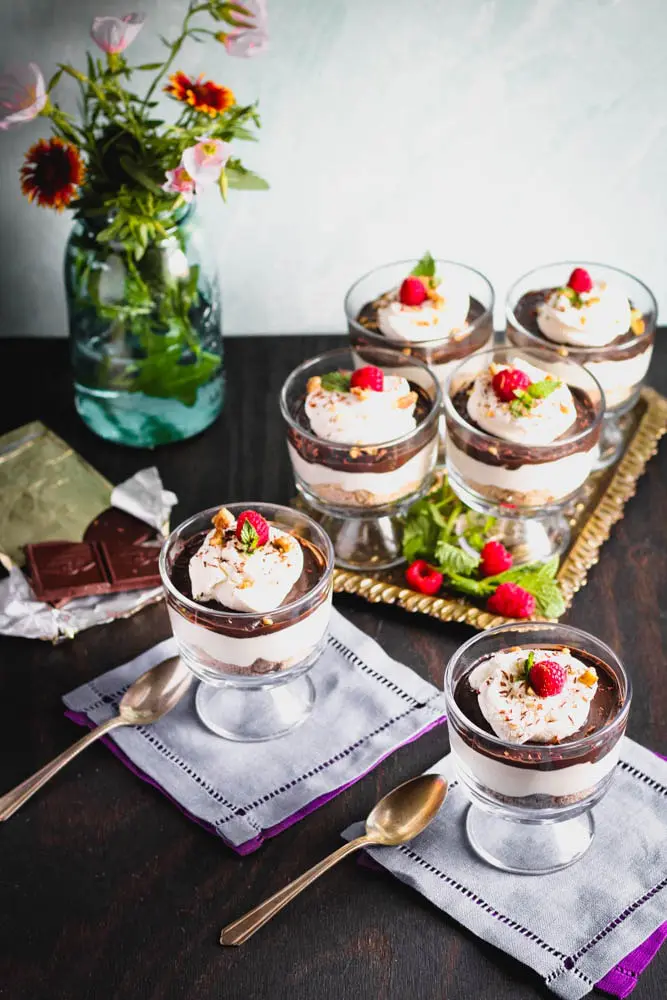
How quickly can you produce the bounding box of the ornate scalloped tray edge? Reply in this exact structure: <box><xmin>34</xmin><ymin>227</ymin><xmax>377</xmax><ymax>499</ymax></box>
<box><xmin>332</xmin><ymin>387</ymin><xmax>667</xmax><ymax>629</ymax></box>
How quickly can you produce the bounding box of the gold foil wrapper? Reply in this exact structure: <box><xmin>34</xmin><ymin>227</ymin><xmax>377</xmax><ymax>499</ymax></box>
<box><xmin>0</xmin><ymin>422</ymin><xmax>112</xmax><ymax>567</ymax></box>
<box><xmin>332</xmin><ymin>387</ymin><xmax>667</xmax><ymax>629</ymax></box>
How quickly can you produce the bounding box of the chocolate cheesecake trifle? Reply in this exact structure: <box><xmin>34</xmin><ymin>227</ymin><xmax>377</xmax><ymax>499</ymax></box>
<box><xmin>444</xmin><ymin>622</ymin><xmax>631</xmax><ymax>872</ymax></box>
<box><xmin>451</xmin><ymin>644</ymin><xmax>625</xmax><ymax>808</ymax></box>
<box><xmin>160</xmin><ymin>504</ymin><xmax>334</xmax><ymax>680</ymax></box>
<box><xmin>444</xmin><ymin>347</ymin><xmax>603</xmax><ymax>508</ymax></box>
<box><xmin>345</xmin><ymin>255</ymin><xmax>494</xmax><ymax>392</ymax></box>
<box><xmin>506</xmin><ymin>263</ymin><xmax>657</xmax><ymax>411</ymax></box>
<box><xmin>281</xmin><ymin>347</ymin><xmax>440</xmax><ymax>511</ymax></box>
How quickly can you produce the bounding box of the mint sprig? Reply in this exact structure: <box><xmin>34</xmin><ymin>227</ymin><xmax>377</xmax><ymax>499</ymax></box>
<box><xmin>238</xmin><ymin>519</ymin><xmax>259</xmax><ymax>553</ymax></box>
<box><xmin>320</xmin><ymin>371</ymin><xmax>351</xmax><ymax>393</ymax></box>
<box><xmin>410</xmin><ymin>251</ymin><xmax>440</xmax><ymax>287</ymax></box>
<box><xmin>509</xmin><ymin>378</ymin><xmax>561</xmax><ymax>418</ymax></box>
<box><xmin>401</xmin><ymin>482</ymin><xmax>565</xmax><ymax>618</ymax></box>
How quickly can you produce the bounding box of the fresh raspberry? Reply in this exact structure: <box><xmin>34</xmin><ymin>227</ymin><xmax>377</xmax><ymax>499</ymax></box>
<box><xmin>492</xmin><ymin>367</ymin><xmax>532</xmax><ymax>403</ymax></box>
<box><xmin>487</xmin><ymin>582</ymin><xmax>536</xmax><ymax>619</ymax></box>
<box><xmin>529</xmin><ymin>659</ymin><xmax>567</xmax><ymax>697</ymax></box>
<box><xmin>480</xmin><ymin>540</ymin><xmax>513</xmax><ymax>577</ymax></box>
<box><xmin>236</xmin><ymin>510</ymin><xmax>270</xmax><ymax>550</ymax></box>
<box><xmin>350</xmin><ymin>365</ymin><xmax>384</xmax><ymax>392</ymax></box>
<box><xmin>405</xmin><ymin>559</ymin><xmax>443</xmax><ymax>596</ymax></box>
<box><xmin>399</xmin><ymin>275</ymin><xmax>428</xmax><ymax>306</ymax></box>
<box><xmin>567</xmin><ymin>267</ymin><xmax>593</xmax><ymax>295</ymax></box>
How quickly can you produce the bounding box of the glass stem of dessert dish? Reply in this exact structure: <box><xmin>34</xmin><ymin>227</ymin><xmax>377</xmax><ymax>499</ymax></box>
<box><xmin>444</xmin><ymin>622</ymin><xmax>631</xmax><ymax>874</ymax></box>
<box><xmin>281</xmin><ymin>346</ymin><xmax>441</xmax><ymax>571</ymax></box>
<box><xmin>443</xmin><ymin>344</ymin><xmax>604</xmax><ymax>564</ymax></box>
<box><xmin>506</xmin><ymin>262</ymin><xmax>657</xmax><ymax>469</ymax></box>
<box><xmin>344</xmin><ymin>255</ymin><xmax>495</xmax><ymax>464</ymax></box>
<box><xmin>159</xmin><ymin>503</ymin><xmax>334</xmax><ymax>742</ymax></box>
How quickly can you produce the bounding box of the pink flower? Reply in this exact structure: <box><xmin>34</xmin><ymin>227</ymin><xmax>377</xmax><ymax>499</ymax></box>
<box><xmin>90</xmin><ymin>13</ymin><xmax>145</xmax><ymax>54</ymax></box>
<box><xmin>222</xmin><ymin>0</ymin><xmax>269</xmax><ymax>58</ymax></box>
<box><xmin>162</xmin><ymin>165</ymin><xmax>195</xmax><ymax>202</ymax></box>
<box><xmin>0</xmin><ymin>63</ymin><xmax>47</xmax><ymax>130</ymax></box>
<box><xmin>181</xmin><ymin>138</ymin><xmax>232</xmax><ymax>191</ymax></box>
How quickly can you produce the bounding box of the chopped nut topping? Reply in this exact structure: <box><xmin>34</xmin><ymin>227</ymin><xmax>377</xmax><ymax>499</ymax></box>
<box><xmin>630</xmin><ymin>308</ymin><xmax>646</xmax><ymax>336</ymax></box>
<box><xmin>350</xmin><ymin>386</ymin><xmax>369</xmax><ymax>400</ymax></box>
<box><xmin>307</xmin><ymin>375</ymin><xmax>322</xmax><ymax>393</ymax></box>
<box><xmin>349</xmin><ymin>446</ymin><xmax>362</xmax><ymax>459</ymax></box>
<box><xmin>488</xmin><ymin>445</ymin><xmax>499</xmax><ymax>456</ymax></box>
<box><xmin>395</xmin><ymin>391</ymin><xmax>418</xmax><ymax>410</ymax></box>
<box><xmin>578</xmin><ymin>667</ymin><xmax>598</xmax><ymax>688</ymax></box>
<box><xmin>211</xmin><ymin>506</ymin><xmax>235</xmax><ymax>542</ymax></box>
<box><xmin>262</xmin><ymin>616</ymin><xmax>274</xmax><ymax>626</ymax></box>
<box><xmin>401</xmin><ymin>347</ymin><xmax>412</xmax><ymax>356</ymax></box>
<box><xmin>557</xmin><ymin>346</ymin><xmax>569</xmax><ymax>357</ymax></box>
<box><xmin>272</xmin><ymin>535</ymin><xmax>292</xmax><ymax>553</ymax></box>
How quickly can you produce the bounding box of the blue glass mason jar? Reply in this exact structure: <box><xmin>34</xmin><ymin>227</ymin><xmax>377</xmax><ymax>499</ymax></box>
<box><xmin>65</xmin><ymin>203</ymin><xmax>223</xmax><ymax>447</ymax></box>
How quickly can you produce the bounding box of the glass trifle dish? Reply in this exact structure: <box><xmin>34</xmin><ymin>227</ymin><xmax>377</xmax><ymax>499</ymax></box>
<box><xmin>444</xmin><ymin>344</ymin><xmax>604</xmax><ymax>563</ymax></box>
<box><xmin>345</xmin><ymin>255</ymin><xmax>494</xmax><ymax>456</ymax></box>
<box><xmin>160</xmin><ymin>503</ymin><xmax>334</xmax><ymax>742</ymax></box>
<box><xmin>444</xmin><ymin>622</ymin><xmax>631</xmax><ymax>874</ymax></box>
<box><xmin>280</xmin><ymin>346</ymin><xmax>441</xmax><ymax>570</ymax></box>
<box><xmin>506</xmin><ymin>262</ymin><xmax>657</xmax><ymax>467</ymax></box>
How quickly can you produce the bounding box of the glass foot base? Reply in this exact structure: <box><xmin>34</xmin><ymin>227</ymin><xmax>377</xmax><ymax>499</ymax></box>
<box><xmin>493</xmin><ymin>513</ymin><xmax>570</xmax><ymax>565</ymax></box>
<box><xmin>295</xmin><ymin>493</ymin><xmax>407</xmax><ymax>571</ymax></box>
<box><xmin>465</xmin><ymin>804</ymin><xmax>595</xmax><ymax>874</ymax></box>
<box><xmin>195</xmin><ymin>675</ymin><xmax>315</xmax><ymax>742</ymax></box>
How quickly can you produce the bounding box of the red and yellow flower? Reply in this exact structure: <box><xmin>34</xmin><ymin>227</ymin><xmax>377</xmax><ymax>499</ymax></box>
<box><xmin>20</xmin><ymin>137</ymin><xmax>85</xmax><ymax>210</ymax></box>
<box><xmin>164</xmin><ymin>72</ymin><xmax>235</xmax><ymax>117</ymax></box>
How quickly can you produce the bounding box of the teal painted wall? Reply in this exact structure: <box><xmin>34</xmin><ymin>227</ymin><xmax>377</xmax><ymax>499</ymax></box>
<box><xmin>1</xmin><ymin>0</ymin><xmax>666</xmax><ymax>336</ymax></box>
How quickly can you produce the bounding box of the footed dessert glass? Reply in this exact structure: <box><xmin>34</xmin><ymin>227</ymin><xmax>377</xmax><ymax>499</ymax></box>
<box><xmin>444</xmin><ymin>622</ymin><xmax>631</xmax><ymax>874</ymax></box>
<box><xmin>506</xmin><ymin>262</ymin><xmax>657</xmax><ymax>468</ymax></box>
<box><xmin>281</xmin><ymin>346</ymin><xmax>441</xmax><ymax>570</ymax></box>
<box><xmin>160</xmin><ymin>503</ymin><xmax>334</xmax><ymax>742</ymax></box>
<box><xmin>444</xmin><ymin>344</ymin><xmax>604</xmax><ymax>563</ymax></box>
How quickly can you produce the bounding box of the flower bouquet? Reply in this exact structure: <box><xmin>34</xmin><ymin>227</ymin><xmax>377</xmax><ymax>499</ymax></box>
<box><xmin>1</xmin><ymin>2</ymin><xmax>268</xmax><ymax>446</ymax></box>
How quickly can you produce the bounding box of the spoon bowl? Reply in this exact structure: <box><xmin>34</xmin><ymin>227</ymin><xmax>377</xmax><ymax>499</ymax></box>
<box><xmin>366</xmin><ymin>774</ymin><xmax>448</xmax><ymax>846</ymax></box>
<box><xmin>119</xmin><ymin>656</ymin><xmax>192</xmax><ymax>725</ymax></box>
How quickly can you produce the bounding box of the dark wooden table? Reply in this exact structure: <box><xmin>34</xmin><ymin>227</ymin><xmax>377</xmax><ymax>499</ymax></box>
<box><xmin>1</xmin><ymin>335</ymin><xmax>665</xmax><ymax>1000</ymax></box>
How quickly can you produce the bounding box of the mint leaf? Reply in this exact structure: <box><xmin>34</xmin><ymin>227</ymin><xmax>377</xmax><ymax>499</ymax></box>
<box><xmin>527</xmin><ymin>378</ymin><xmax>560</xmax><ymax>400</ymax></box>
<box><xmin>239</xmin><ymin>519</ymin><xmax>259</xmax><ymax>553</ymax></box>
<box><xmin>447</xmin><ymin>573</ymin><xmax>495</xmax><ymax>598</ymax></box>
<box><xmin>532</xmin><ymin>579</ymin><xmax>566</xmax><ymax>619</ymax></box>
<box><xmin>435</xmin><ymin>540</ymin><xmax>480</xmax><ymax>576</ymax></box>
<box><xmin>401</xmin><ymin>499</ymin><xmax>439</xmax><ymax>563</ymax></box>
<box><xmin>411</xmin><ymin>252</ymin><xmax>436</xmax><ymax>279</ymax></box>
<box><xmin>320</xmin><ymin>371</ymin><xmax>351</xmax><ymax>393</ymax></box>
<box><xmin>521</xmin><ymin>649</ymin><xmax>535</xmax><ymax>679</ymax></box>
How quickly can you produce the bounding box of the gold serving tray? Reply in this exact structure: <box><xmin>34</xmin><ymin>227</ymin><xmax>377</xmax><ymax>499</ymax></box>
<box><xmin>332</xmin><ymin>387</ymin><xmax>667</xmax><ymax>629</ymax></box>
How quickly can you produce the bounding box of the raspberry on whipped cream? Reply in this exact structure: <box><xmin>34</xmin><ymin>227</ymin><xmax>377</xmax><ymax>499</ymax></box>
<box><xmin>468</xmin><ymin>647</ymin><xmax>598</xmax><ymax>744</ymax></box>
<box><xmin>189</xmin><ymin>509</ymin><xmax>303</xmax><ymax>613</ymax></box>
<box><xmin>536</xmin><ymin>276</ymin><xmax>632</xmax><ymax>348</ymax></box>
<box><xmin>305</xmin><ymin>371</ymin><xmax>418</xmax><ymax>445</ymax></box>
<box><xmin>467</xmin><ymin>358</ymin><xmax>576</xmax><ymax>446</ymax></box>
<box><xmin>377</xmin><ymin>253</ymin><xmax>470</xmax><ymax>344</ymax></box>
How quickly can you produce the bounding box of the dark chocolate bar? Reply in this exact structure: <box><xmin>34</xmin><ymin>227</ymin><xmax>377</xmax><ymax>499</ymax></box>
<box><xmin>24</xmin><ymin>541</ymin><xmax>110</xmax><ymax>605</ymax></box>
<box><xmin>84</xmin><ymin>507</ymin><xmax>159</xmax><ymax>547</ymax></box>
<box><xmin>99</xmin><ymin>542</ymin><xmax>161</xmax><ymax>593</ymax></box>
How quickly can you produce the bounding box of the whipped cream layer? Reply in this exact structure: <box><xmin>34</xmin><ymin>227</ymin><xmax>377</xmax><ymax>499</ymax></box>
<box><xmin>467</xmin><ymin>359</ymin><xmax>576</xmax><ymax>446</ymax></box>
<box><xmin>468</xmin><ymin>648</ymin><xmax>598</xmax><ymax>744</ymax></box>
<box><xmin>537</xmin><ymin>281</ymin><xmax>631</xmax><ymax>348</ymax></box>
<box><xmin>378</xmin><ymin>281</ymin><xmax>470</xmax><ymax>343</ymax></box>
<box><xmin>305</xmin><ymin>374</ymin><xmax>417</xmax><ymax>445</ymax></box>
<box><xmin>189</xmin><ymin>523</ymin><xmax>303</xmax><ymax>614</ymax></box>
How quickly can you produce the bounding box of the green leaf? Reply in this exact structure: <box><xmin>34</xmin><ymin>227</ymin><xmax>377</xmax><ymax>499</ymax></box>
<box><xmin>218</xmin><ymin>167</ymin><xmax>229</xmax><ymax>202</ymax></box>
<box><xmin>225</xmin><ymin>165</ymin><xmax>269</xmax><ymax>191</ymax></box>
<box><xmin>119</xmin><ymin>156</ymin><xmax>165</xmax><ymax>195</ymax></box>
<box><xmin>47</xmin><ymin>68</ymin><xmax>63</xmax><ymax>92</ymax></box>
<box><xmin>528</xmin><ymin>378</ymin><xmax>561</xmax><ymax>399</ymax></box>
<box><xmin>435</xmin><ymin>540</ymin><xmax>479</xmax><ymax>576</ymax></box>
<box><xmin>136</xmin><ymin>62</ymin><xmax>164</xmax><ymax>70</ymax></box>
<box><xmin>446</xmin><ymin>573</ymin><xmax>494</xmax><ymax>598</ymax></box>
<box><xmin>320</xmin><ymin>371</ymin><xmax>351</xmax><ymax>393</ymax></box>
<box><xmin>239</xmin><ymin>519</ymin><xmax>259</xmax><ymax>553</ymax></box>
<box><xmin>410</xmin><ymin>252</ymin><xmax>436</xmax><ymax>278</ymax></box>
<box><xmin>532</xmin><ymin>579</ymin><xmax>566</xmax><ymax>619</ymax></box>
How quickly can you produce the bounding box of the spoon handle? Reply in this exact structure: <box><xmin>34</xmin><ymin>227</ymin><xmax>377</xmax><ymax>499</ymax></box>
<box><xmin>220</xmin><ymin>834</ymin><xmax>372</xmax><ymax>946</ymax></box>
<box><xmin>0</xmin><ymin>715</ymin><xmax>126</xmax><ymax>821</ymax></box>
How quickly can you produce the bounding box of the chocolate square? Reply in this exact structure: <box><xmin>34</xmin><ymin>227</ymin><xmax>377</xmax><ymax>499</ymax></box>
<box><xmin>83</xmin><ymin>508</ymin><xmax>158</xmax><ymax>547</ymax></box>
<box><xmin>25</xmin><ymin>541</ymin><xmax>110</xmax><ymax>605</ymax></box>
<box><xmin>99</xmin><ymin>543</ymin><xmax>161</xmax><ymax>593</ymax></box>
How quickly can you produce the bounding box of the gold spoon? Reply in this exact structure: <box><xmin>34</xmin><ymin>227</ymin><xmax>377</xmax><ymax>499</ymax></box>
<box><xmin>0</xmin><ymin>655</ymin><xmax>191</xmax><ymax>821</ymax></box>
<box><xmin>220</xmin><ymin>773</ymin><xmax>448</xmax><ymax>946</ymax></box>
